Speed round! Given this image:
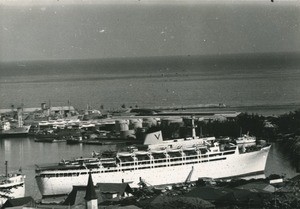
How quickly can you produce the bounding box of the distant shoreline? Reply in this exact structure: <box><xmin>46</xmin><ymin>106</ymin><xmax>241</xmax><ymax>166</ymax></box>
<box><xmin>1</xmin><ymin>102</ymin><xmax>299</xmax><ymax>116</ymax></box>
<box><xmin>143</xmin><ymin>103</ymin><xmax>300</xmax><ymax>116</ymax></box>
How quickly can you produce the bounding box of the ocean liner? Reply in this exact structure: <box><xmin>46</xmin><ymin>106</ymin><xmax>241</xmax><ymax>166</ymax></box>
<box><xmin>35</xmin><ymin>120</ymin><xmax>271</xmax><ymax>197</ymax></box>
<box><xmin>0</xmin><ymin>162</ymin><xmax>26</xmax><ymax>206</ymax></box>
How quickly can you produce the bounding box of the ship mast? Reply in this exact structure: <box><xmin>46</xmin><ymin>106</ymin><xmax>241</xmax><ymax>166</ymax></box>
<box><xmin>5</xmin><ymin>161</ymin><xmax>8</xmax><ymax>178</ymax></box>
<box><xmin>191</xmin><ymin>116</ymin><xmax>196</xmax><ymax>138</ymax></box>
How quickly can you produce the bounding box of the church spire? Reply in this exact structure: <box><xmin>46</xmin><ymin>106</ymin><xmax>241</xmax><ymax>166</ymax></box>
<box><xmin>85</xmin><ymin>172</ymin><xmax>98</xmax><ymax>209</ymax></box>
<box><xmin>85</xmin><ymin>172</ymin><xmax>97</xmax><ymax>201</ymax></box>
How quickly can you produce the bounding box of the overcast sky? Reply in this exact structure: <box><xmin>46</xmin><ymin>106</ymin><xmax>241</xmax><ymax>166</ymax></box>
<box><xmin>0</xmin><ymin>0</ymin><xmax>299</xmax><ymax>62</ymax></box>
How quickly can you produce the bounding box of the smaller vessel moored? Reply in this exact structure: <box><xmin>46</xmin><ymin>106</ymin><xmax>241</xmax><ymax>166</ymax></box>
<box><xmin>0</xmin><ymin>107</ymin><xmax>31</xmax><ymax>138</ymax></box>
<box><xmin>0</xmin><ymin>161</ymin><xmax>26</xmax><ymax>207</ymax></box>
<box><xmin>236</xmin><ymin>133</ymin><xmax>256</xmax><ymax>148</ymax></box>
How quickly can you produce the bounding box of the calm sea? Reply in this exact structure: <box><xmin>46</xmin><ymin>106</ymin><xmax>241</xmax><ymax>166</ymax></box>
<box><xmin>0</xmin><ymin>53</ymin><xmax>300</xmax><ymax>197</ymax></box>
<box><xmin>0</xmin><ymin>53</ymin><xmax>300</xmax><ymax>114</ymax></box>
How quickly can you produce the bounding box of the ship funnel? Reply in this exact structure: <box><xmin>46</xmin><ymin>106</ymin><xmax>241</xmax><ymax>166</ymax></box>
<box><xmin>143</xmin><ymin>131</ymin><xmax>163</xmax><ymax>145</ymax></box>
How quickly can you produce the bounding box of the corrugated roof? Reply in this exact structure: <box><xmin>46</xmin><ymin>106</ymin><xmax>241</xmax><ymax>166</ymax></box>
<box><xmin>1</xmin><ymin>196</ymin><xmax>35</xmax><ymax>209</ymax></box>
<box><xmin>96</xmin><ymin>183</ymin><xmax>132</xmax><ymax>194</ymax></box>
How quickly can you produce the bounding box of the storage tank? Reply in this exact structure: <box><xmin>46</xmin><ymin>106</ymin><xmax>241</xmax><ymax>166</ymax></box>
<box><xmin>129</xmin><ymin>119</ymin><xmax>143</xmax><ymax>130</ymax></box>
<box><xmin>115</xmin><ymin>120</ymin><xmax>129</xmax><ymax>132</ymax></box>
<box><xmin>142</xmin><ymin>118</ymin><xmax>157</xmax><ymax>128</ymax></box>
<box><xmin>120</xmin><ymin>130</ymin><xmax>136</xmax><ymax>139</ymax></box>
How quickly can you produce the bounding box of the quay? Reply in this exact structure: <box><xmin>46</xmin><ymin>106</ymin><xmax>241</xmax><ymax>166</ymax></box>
<box><xmin>0</xmin><ymin>102</ymin><xmax>241</xmax><ymax>144</ymax></box>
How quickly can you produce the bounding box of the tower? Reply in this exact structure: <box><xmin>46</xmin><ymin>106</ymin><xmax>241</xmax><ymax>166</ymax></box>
<box><xmin>85</xmin><ymin>172</ymin><xmax>98</xmax><ymax>209</ymax></box>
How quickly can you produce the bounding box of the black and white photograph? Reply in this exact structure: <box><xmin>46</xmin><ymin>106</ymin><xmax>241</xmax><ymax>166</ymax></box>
<box><xmin>0</xmin><ymin>0</ymin><xmax>300</xmax><ymax>208</ymax></box>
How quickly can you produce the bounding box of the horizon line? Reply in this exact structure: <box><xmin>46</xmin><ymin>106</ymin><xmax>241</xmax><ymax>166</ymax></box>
<box><xmin>1</xmin><ymin>51</ymin><xmax>300</xmax><ymax>64</ymax></box>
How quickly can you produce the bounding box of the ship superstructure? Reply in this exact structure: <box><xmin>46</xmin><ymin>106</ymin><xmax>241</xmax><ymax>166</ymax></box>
<box><xmin>35</xmin><ymin>127</ymin><xmax>271</xmax><ymax>196</ymax></box>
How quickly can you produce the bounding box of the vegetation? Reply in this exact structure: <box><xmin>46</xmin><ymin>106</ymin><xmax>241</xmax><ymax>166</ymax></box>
<box><xmin>272</xmin><ymin>110</ymin><xmax>300</xmax><ymax>135</ymax></box>
<box><xmin>192</xmin><ymin>110</ymin><xmax>300</xmax><ymax>141</ymax></box>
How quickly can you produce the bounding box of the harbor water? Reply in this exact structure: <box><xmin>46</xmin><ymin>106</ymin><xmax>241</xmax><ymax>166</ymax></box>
<box><xmin>0</xmin><ymin>138</ymin><xmax>298</xmax><ymax>198</ymax></box>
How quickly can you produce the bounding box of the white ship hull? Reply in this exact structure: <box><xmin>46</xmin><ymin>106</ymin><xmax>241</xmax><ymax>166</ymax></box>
<box><xmin>36</xmin><ymin>146</ymin><xmax>270</xmax><ymax>196</ymax></box>
<box><xmin>0</xmin><ymin>175</ymin><xmax>25</xmax><ymax>206</ymax></box>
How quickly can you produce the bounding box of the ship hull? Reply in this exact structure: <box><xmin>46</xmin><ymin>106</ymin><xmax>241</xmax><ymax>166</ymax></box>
<box><xmin>0</xmin><ymin>125</ymin><xmax>31</xmax><ymax>138</ymax></box>
<box><xmin>36</xmin><ymin>146</ymin><xmax>270</xmax><ymax>196</ymax></box>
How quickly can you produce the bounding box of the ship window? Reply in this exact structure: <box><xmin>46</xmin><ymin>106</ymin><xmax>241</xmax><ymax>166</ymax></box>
<box><xmin>138</xmin><ymin>166</ymin><xmax>151</xmax><ymax>170</ymax></box>
<box><xmin>173</xmin><ymin>163</ymin><xmax>181</xmax><ymax>166</ymax></box>
<box><xmin>168</xmin><ymin>152</ymin><xmax>181</xmax><ymax>157</ymax></box>
<box><xmin>184</xmin><ymin>151</ymin><xmax>197</xmax><ymax>156</ymax></box>
<box><xmin>46</xmin><ymin>174</ymin><xmax>55</xmax><ymax>177</ymax></box>
<box><xmin>209</xmin><ymin>157</ymin><xmax>226</xmax><ymax>162</ymax></box>
<box><xmin>152</xmin><ymin>153</ymin><xmax>165</xmax><ymax>159</ymax></box>
<box><xmin>186</xmin><ymin>156</ymin><xmax>197</xmax><ymax>160</ymax></box>
<box><xmin>154</xmin><ymin>165</ymin><xmax>166</xmax><ymax>168</ymax></box>
<box><xmin>154</xmin><ymin>159</ymin><xmax>166</xmax><ymax>163</ymax></box>
<box><xmin>138</xmin><ymin>160</ymin><xmax>150</xmax><ymax>165</ymax></box>
<box><xmin>104</xmin><ymin>170</ymin><xmax>115</xmax><ymax>173</ymax></box>
<box><xmin>136</xmin><ymin>155</ymin><xmax>150</xmax><ymax>161</ymax></box>
<box><xmin>223</xmin><ymin>151</ymin><xmax>235</xmax><ymax>155</ymax></box>
<box><xmin>170</xmin><ymin>158</ymin><xmax>181</xmax><ymax>162</ymax></box>
<box><xmin>209</xmin><ymin>154</ymin><xmax>221</xmax><ymax>157</ymax></box>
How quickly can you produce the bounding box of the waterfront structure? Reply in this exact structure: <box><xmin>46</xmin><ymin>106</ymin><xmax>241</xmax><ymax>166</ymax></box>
<box><xmin>0</xmin><ymin>102</ymin><xmax>77</xmax><ymax>117</ymax></box>
<box><xmin>0</xmin><ymin>162</ymin><xmax>26</xmax><ymax>207</ymax></box>
<box><xmin>35</xmin><ymin>121</ymin><xmax>271</xmax><ymax>196</ymax></box>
